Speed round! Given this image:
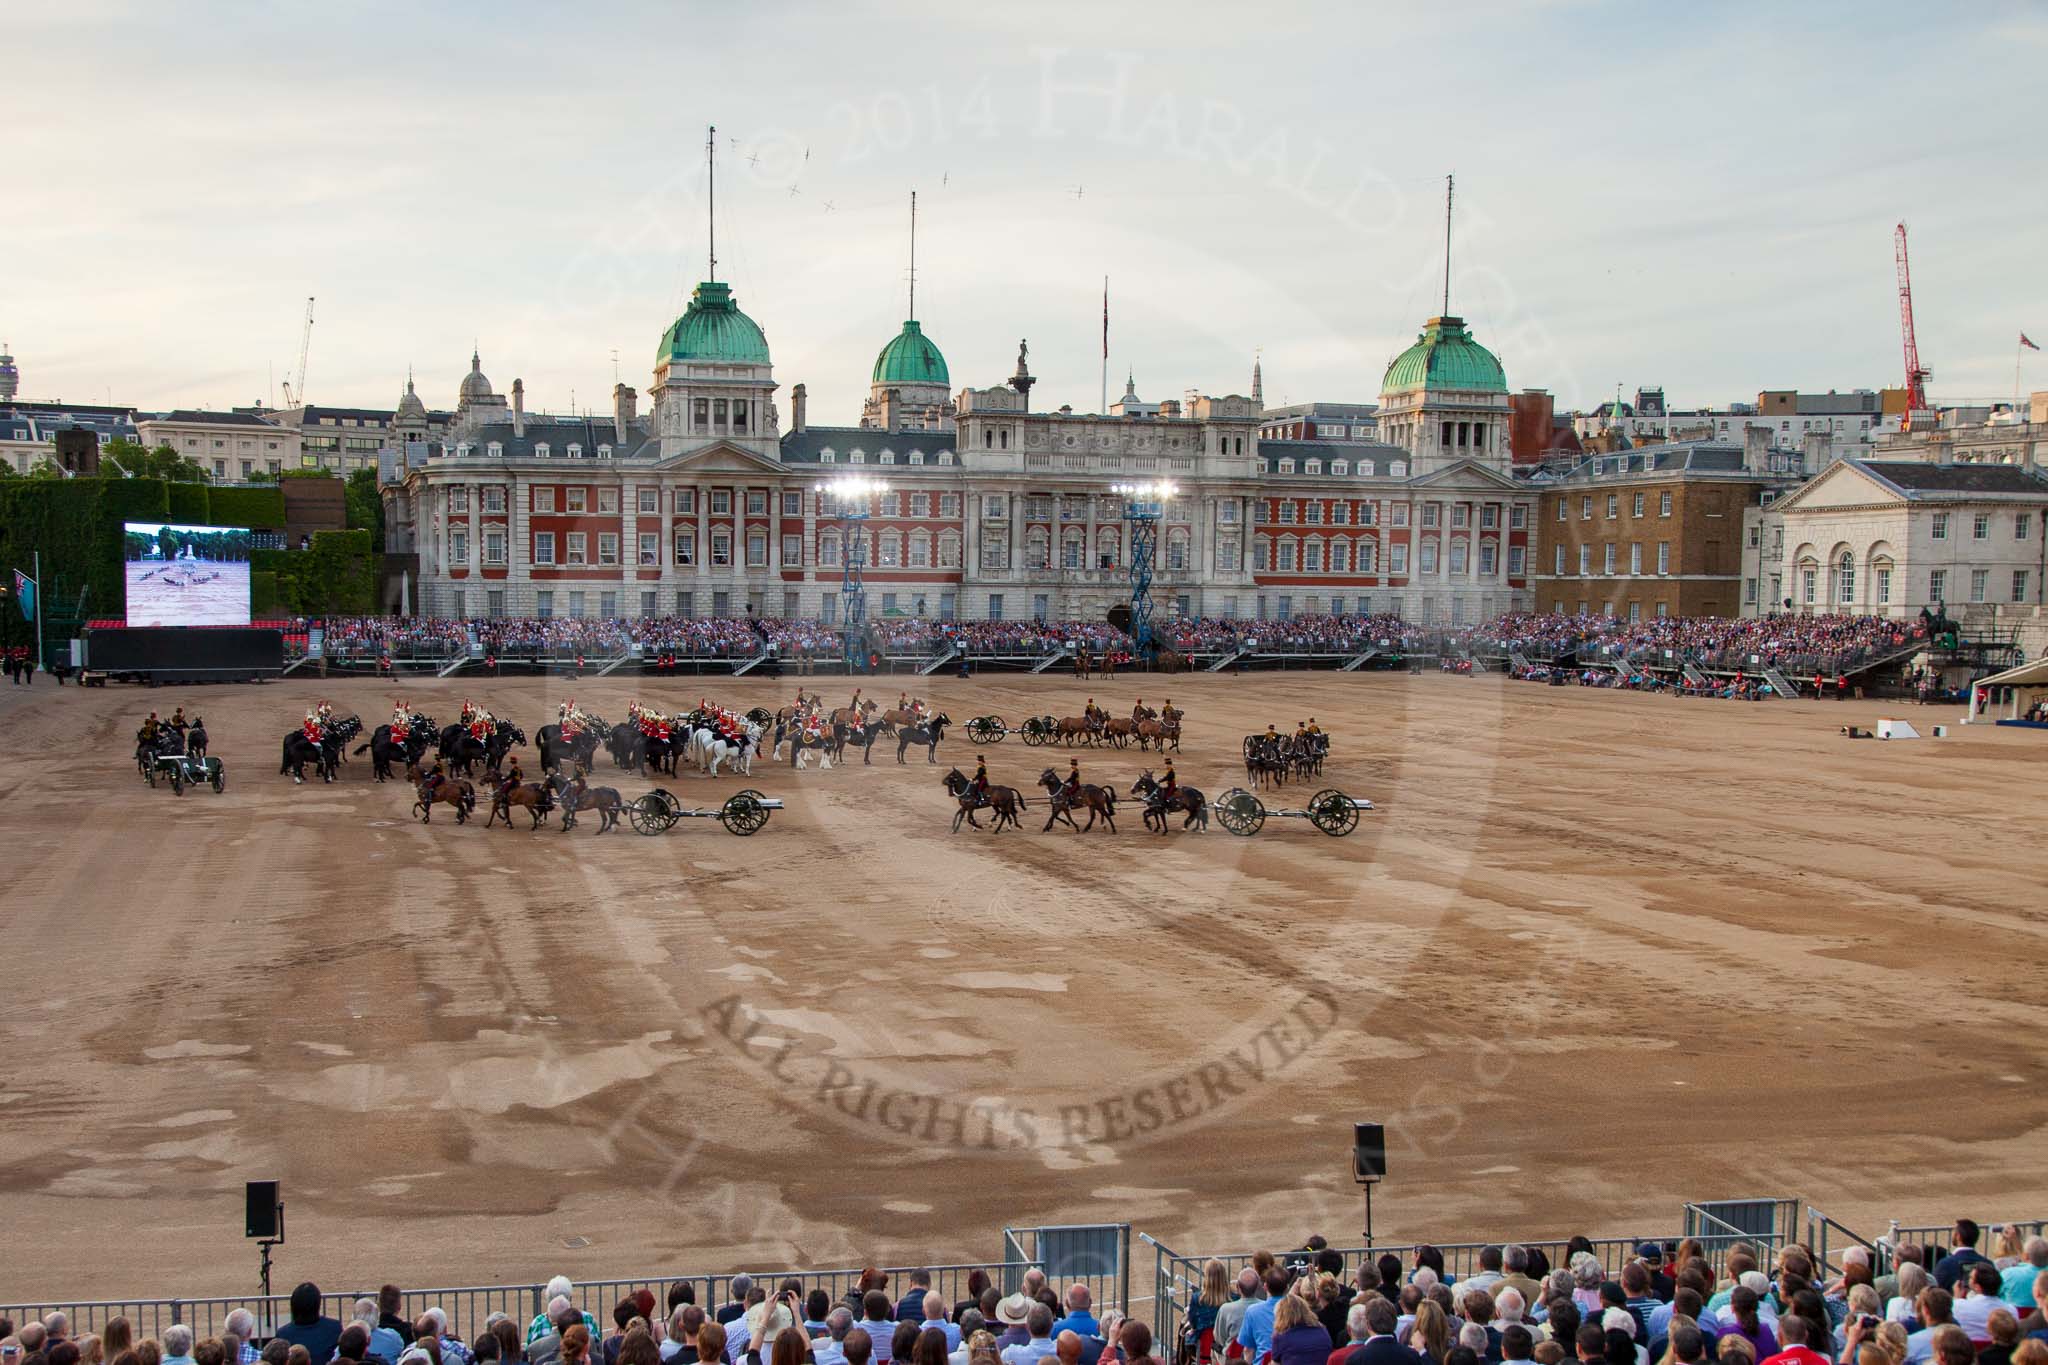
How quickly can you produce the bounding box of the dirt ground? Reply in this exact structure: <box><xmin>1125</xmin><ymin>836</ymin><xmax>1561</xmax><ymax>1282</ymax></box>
<box><xmin>1</xmin><ymin>667</ymin><xmax>2043</xmax><ymax>1300</ymax></box>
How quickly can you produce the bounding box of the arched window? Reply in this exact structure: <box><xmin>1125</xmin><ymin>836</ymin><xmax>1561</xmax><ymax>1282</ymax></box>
<box><xmin>1166</xmin><ymin>528</ymin><xmax>1189</xmax><ymax>571</ymax></box>
<box><xmin>1026</xmin><ymin>525</ymin><xmax>1051</xmax><ymax>570</ymax></box>
<box><xmin>1062</xmin><ymin>527</ymin><xmax>1085</xmax><ymax>569</ymax></box>
<box><xmin>1836</xmin><ymin>551</ymin><xmax>1856</xmax><ymax>605</ymax></box>
<box><xmin>1095</xmin><ymin>525</ymin><xmax>1121</xmax><ymax>569</ymax></box>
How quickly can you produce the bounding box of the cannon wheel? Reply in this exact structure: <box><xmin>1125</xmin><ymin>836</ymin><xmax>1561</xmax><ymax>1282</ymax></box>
<box><xmin>210</xmin><ymin>763</ymin><xmax>226</xmax><ymax>794</ymax></box>
<box><xmin>720</xmin><ymin>791</ymin><xmax>770</xmax><ymax>836</ymax></box>
<box><xmin>966</xmin><ymin>716</ymin><xmax>1007</xmax><ymax>745</ymax></box>
<box><xmin>745</xmin><ymin>706</ymin><xmax>773</xmax><ymax>726</ymax></box>
<box><xmin>629</xmin><ymin>789</ymin><xmax>679</xmax><ymax>835</ymax></box>
<box><xmin>1215</xmin><ymin>787</ymin><xmax>1265</xmax><ymax>837</ymax></box>
<box><xmin>1307</xmin><ymin>788</ymin><xmax>1359</xmax><ymax>837</ymax></box>
<box><xmin>169</xmin><ymin>764</ymin><xmax>185</xmax><ymax>796</ymax></box>
<box><xmin>146</xmin><ymin>759</ymin><xmax>158</xmax><ymax>788</ymax></box>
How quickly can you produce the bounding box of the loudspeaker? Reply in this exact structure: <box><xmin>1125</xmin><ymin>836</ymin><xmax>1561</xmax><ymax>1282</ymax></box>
<box><xmin>1352</xmin><ymin>1123</ymin><xmax>1386</xmax><ymax>1183</ymax></box>
<box><xmin>246</xmin><ymin>1180</ymin><xmax>280</xmax><ymax>1238</ymax></box>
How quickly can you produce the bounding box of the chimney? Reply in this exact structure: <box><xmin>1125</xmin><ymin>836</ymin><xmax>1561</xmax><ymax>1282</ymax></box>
<box><xmin>1742</xmin><ymin>422</ymin><xmax>1768</xmax><ymax>469</ymax></box>
<box><xmin>613</xmin><ymin>383</ymin><xmax>636</xmax><ymax>443</ymax></box>
<box><xmin>512</xmin><ymin>378</ymin><xmax>526</xmax><ymax>438</ymax></box>
<box><xmin>791</xmin><ymin>382</ymin><xmax>807</xmax><ymax>434</ymax></box>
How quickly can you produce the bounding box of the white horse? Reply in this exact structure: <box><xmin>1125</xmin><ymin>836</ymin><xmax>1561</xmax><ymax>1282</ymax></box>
<box><xmin>690</xmin><ymin>720</ymin><xmax>761</xmax><ymax>777</ymax></box>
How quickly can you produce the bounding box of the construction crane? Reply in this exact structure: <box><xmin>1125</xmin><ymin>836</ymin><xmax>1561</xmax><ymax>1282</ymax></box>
<box><xmin>279</xmin><ymin>296</ymin><xmax>315</xmax><ymax>409</ymax></box>
<box><xmin>1894</xmin><ymin>224</ymin><xmax>1930</xmax><ymax>429</ymax></box>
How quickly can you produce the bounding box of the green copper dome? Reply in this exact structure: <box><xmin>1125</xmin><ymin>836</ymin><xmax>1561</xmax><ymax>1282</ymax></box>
<box><xmin>872</xmin><ymin>319</ymin><xmax>949</xmax><ymax>386</ymax></box>
<box><xmin>1381</xmin><ymin>315</ymin><xmax>1506</xmax><ymax>394</ymax></box>
<box><xmin>658</xmin><ymin>281</ymin><xmax>771</xmax><ymax>366</ymax></box>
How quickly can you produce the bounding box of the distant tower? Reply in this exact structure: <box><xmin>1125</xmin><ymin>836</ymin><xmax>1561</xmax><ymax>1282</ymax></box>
<box><xmin>0</xmin><ymin>343</ymin><xmax>18</xmax><ymax>402</ymax></box>
<box><xmin>1251</xmin><ymin>351</ymin><xmax>1263</xmax><ymax>409</ymax></box>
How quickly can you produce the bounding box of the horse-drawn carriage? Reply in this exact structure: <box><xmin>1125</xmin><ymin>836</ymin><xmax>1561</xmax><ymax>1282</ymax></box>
<box><xmin>146</xmin><ymin>748</ymin><xmax>226</xmax><ymax>795</ymax></box>
<box><xmin>626</xmin><ymin>787</ymin><xmax>781</xmax><ymax>836</ymax></box>
<box><xmin>1213</xmin><ymin>786</ymin><xmax>1369</xmax><ymax>837</ymax></box>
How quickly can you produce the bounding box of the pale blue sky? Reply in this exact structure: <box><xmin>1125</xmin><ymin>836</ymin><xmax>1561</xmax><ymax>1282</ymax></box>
<box><xmin>7</xmin><ymin>0</ymin><xmax>2045</xmax><ymax>423</ymax></box>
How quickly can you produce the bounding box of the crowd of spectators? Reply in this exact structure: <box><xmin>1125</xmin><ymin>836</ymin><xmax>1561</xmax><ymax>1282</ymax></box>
<box><xmin>5</xmin><ymin>1223</ymin><xmax>2046</xmax><ymax>1365</ymax></box>
<box><xmin>1459</xmin><ymin>614</ymin><xmax>1926</xmax><ymax>675</ymax></box>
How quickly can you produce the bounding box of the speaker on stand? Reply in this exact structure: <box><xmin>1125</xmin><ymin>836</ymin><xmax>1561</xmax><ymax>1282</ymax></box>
<box><xmin>1352</xmin><ymin>1123</ymin><xmax>1385</xmax><ymax>1247</ymax></box>
<box><xmin>246</xmin><ymin>1179</ymin><xmax>285</xmax><ymax>1301</ymax></box>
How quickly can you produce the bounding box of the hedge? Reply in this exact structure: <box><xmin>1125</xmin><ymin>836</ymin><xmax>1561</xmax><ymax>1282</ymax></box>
<box><xmin>206</xmin><ymin>485</ymin><xmax>286</xmax><ymax>528</ymax></box>
<box><xmin>0</xmin><ymin>478</ymin><xmax>172</xmax><ymax>618</ymax></box>
<box><xmin>251</xmin><ymin>529</ymin><xmax>374</xmax><ymax>614</ymax></box>
<box><xmin>249</xmin><ymin>569</ymin><xmax>280</xmax><ymax>615</ymax></box>
<box><xmin>166</xmin><ymin>482</ymin><xmax>210</xmax><ymax>524</ymax></box>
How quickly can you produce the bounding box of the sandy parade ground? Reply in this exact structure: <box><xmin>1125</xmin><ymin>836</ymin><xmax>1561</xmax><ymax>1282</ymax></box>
<box><xmin>0</xmin><ymin>668</ymin><xmax>2044</xmax><ymax>1301</ymax></box>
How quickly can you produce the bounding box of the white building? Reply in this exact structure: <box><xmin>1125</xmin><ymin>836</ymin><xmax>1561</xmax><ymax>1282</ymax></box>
<box><xmin>135</xmin><ymin>410</ymin><xmax>300</xmax><ymax>482</ymax></box>
<box><xmin>1765</xmin><ymin>458</ymin><xmax>2048</xmax><ymax>620</ymax></box>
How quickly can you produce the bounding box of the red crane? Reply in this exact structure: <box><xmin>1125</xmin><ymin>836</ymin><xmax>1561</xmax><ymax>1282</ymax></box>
<box><xmin>1894</xmin><ymin>223</ymin><xmax>1931</xmax><ymax>427</ymax></box>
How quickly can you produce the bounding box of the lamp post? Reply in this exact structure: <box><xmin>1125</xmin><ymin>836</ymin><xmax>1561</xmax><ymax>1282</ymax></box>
<box><xmin>1110</xmin><ymin>479</ymin><xmax>1176</xmax><ymax>660</ymax></box>
<box><xmin>814</xmin><ymin>474</ymin><xmax>888</xmax><ymax>673</ymax></box>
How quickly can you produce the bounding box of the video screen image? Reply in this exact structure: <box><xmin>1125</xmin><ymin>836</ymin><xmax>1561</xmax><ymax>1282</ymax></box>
<box><xmin>123</xmin><ymin>521</ymin><xmax>253</xmax><ymax>626</ymax></box>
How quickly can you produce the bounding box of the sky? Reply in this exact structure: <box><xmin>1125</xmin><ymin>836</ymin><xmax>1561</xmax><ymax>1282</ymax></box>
<box><xmin>6</xmin><ymin>0</ymin><xmax>2047</xmax><ymax>425</ymax></box>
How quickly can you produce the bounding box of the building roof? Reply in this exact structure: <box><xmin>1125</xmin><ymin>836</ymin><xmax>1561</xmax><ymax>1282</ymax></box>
<box><xmin>872</xmin><ymin>319</ymin><xmax>949</xmax><ymax>387</ymax></box>
<box><xmin>1554</xmin><ymin>441</ymin><xmax>1755</xmax><ymax>482</ymax></box>
<box><xmin>1856</xmin><ymin>460</ymin><xmax>2048</xmax><ymax>498</ymax></box>
<box><xmin>459</xmin><ymin>350</ymin><xmax>495</xmax><ymax>402</ymax></box>
<box><xmin>1261</xmin><ymin>401</ymin><xmax>1379</xmax><ymax>420</ymax></box>
<box><xmin>1259</xmin><ymin>437</ymin><xmax>1410</xmax><ymax>474</ymax></box>
<box><xmin>1382</xmin><ymin>315</ymin><xmax>1506</xmax><ymax>395</ymax></box>
<box><xmin>456</xmin><ymin>416</ymin><xmax>654</xmax><ymax>459</ymax></box>
<box><xmin>146</xmin><ymin>409</ymin><xmax>282</xmax><ymax>427</ymax></box>
<box><xmin>779</xmin><ymin>426</ymin><xmax>958</xmax><ymax>465</ymax></box>
<box><xmin>659</xmin><ymin>280</ymin><xmax>771</xmax><ymax>366</ymax></box>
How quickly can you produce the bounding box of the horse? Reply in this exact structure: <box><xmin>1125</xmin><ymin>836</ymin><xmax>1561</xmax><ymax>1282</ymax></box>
<box><xmin>895</xmin><ymin>713</ymin><xmax>951</xmax><ymax>765</ymax></box>
<box><xmin>283</xmin><ymin>715</ymin><xmax>363</xmax><ymax>785</ymax></box>
<box><xmin>354</xmin><ymin>716</ymin><xmax>431</xmax><ymax>783</ymax></box>
<box><xmin>686</xmin><ymin>719</ymin><xmax>761</xmax><ymax>777</ymax></box>
<box><xmin>438</xmin><ymin>723</ymin><xmax>491</xmax><ymax>776</ymax></box>
<box><xmin>828</xmin><ymin>700</ymin><xmax>877</xmax><ymax>730</ymax></box>
<box><xmin>1132</xmin><ymin>771</ymin><xmax>1208</xmax><ymax>833</ymax></box>
<box><xmin>485</xmin><ymin>779</ymin><xmax>555</xmax><ymax>830</ymax></box>
<box><xmin>941</xmin><ymin>768</ymin><xmax>1027</xmax><ymax>833</ymax></box>
<box><xmin>1134</xmin><ymin>718</ymin><xmax>1181</xmax><ymax>753</ymax></box>
<box><xmin>537</xmin><ymin>719</ymin><xmax>605</xmax><ymax>774</ymax></box>
<box><xmin>413</xmin><ymin>775</ymin><xmax>477</xmax><ymax>824</ymax></box>
<box><xmin>1053</xmin><ymin>715</ymin><xmax>1097</xmax><ymax>746</ymax></box>
<box><xmin>833</xmin><ymin>717</ymin><xmax>892</xmax><ymax>765</ymax></box>
<box><xmin>1036</xmin><ymin>767</ymin><xmax>1118</xmax><ymax>833</ymax></box>
<box><xmin>1243</xmin><ymin>735</ymin><xmax>1290</xmax><ymax>789</ymax></box>
<box><xmin>548</xmin><ymin>773</ymin><xmax>622</xmax><ymax>832</ymax></box>
<box><xmin>1099</xmin><ymin>717</ymin><xmax>1137</xmax><ymax>748</ymax></box>
<box><xmin>185</xmin><ymin>719</ymin><xmax>209</xmax><ymax>760</ymax></box>
<box><xmin>775</xmin><ymin>720</ymin><xmax>835</xmax><ymax>770</ymax></box>
<box><xmin>1072</xmin><ymin>647</ymin><xmax>1092</xmax><ymax>680</ymax></box>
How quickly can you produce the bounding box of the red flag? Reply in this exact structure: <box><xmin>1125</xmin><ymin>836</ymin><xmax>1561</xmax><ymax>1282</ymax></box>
<box><xmin>1102</xmin><ymin>277</ymin><xmax>1109</xmax><ymax>360</ymax></box>
<box><xmin>2023</xmin><ymin>333</ymin><xmax>2041</xmax><ymax>351</ymax></box>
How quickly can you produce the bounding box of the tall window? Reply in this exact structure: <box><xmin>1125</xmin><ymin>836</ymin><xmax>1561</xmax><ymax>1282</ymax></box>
<box><xmin>1837</xmin><ymin>551</ymin><xmax>1855</xmax><ymax>604</ymax></box>
<box><xmin>534</xmin><ymin>532</ymin><xmax>556</xmax><ymax>565</ymax></box>
<box><xmin>1875</xmin><ymin>564</ymin><xmax>1891</xmax><ymax>605</ymax></box>
<box><xmin>711</xmin><ymin>531</ymin><xmax>731</xmax><ymax>566</ymax></box>
<box><xmin>566</xmin><ymin>532</ymin><xmax>587</xmax><ymax>565</ymax></box>
<box><xmin>675</xmin><ymin>530</ymin><xmax>695</xmax><ymax>565</ymax></box>
<box><xmin>1929</xmin><ymin>568</ymin><xmax>1946</xmax><ymax>602</ymax></box>
<box><xmin>1657</xmin><ymin>542</ymin><xmax>1670</xmax><ymax>576</ymax></box>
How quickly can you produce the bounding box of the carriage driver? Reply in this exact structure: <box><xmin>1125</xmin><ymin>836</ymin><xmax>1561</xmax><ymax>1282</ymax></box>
<box><xmin>505</xmin><ymin>753</ymin><xmax>524</xmax><ymax>788</ymax></box>
<box><xmin>139</xmin><ymin>711</ymin><xmax>161</xmax><ymax>745</ymax></box>
<box><xmin>1306</xmin><ymin>716</ymin><xmax>1320</xmax><ymax>735</ymax></box>
<box><xmin>1295</xmin><ymin>720</ymin><xmax>1310</xmax><ymax>744</ymax></box>
<box><xmin>1265</xmin><ymin>722</ymin><xmax>1279</xmax><ymax>741</ymax></box>
<box><xmin>1061</xmin><ymin>757</ymin><xmax>1082</xmax><ymax>804</ymax></box>
<box><xmin>1159</xmin><ymin>758</ymin><xmax>1179</xmax><ymax>803</ymax></box>
<box><xmin>170</xmin><ymin>707</ymin><xmax>188</xmax><ymax>734</ymax></box>
<box><xmin>971</xmin><ymin>754</ymin><xmax>990</xmax><ymax>804</ymax></box>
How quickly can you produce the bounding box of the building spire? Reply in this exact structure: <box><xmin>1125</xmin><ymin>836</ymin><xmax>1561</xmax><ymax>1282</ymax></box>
<box><xmin>1252</xmin><ymin>348</ymin><xmax>1264</xmax><ymax>406</ymax></box>
<box><xmin>908</xmin><ymin>189</ymin><xmax>918</xmax><ymax>322</ymax></box>
<box><xmin>707</xmin><ymin>124</ymin><xmax>718</xmax><ymax>282</ymax></box>
<box><xmin>1441</xmin><ymin>173</ymin><xmax>1454</xmax><ymax>317</ymax></box>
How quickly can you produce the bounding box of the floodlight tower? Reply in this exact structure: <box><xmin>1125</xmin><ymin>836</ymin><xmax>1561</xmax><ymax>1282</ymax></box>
<box><xmin>814</xmin><ymin>474</ymin><xmax>888</xmax><ymax>672</ymax></box>
<box><xmin>1111</xmin><ymin>478</ymin><xmax>1177</xmax><ymax>659</ymax></box>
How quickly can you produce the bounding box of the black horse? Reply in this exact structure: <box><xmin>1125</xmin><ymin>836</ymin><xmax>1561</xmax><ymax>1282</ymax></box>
<box><xmin>185</xmin><ymin>719</ymin><xmax>209</xmax><ymax>760</ymax></box>
<box><xmin>283</xmin><ymin>715</ymin><xmax>364</xmax><ymax>784</ymax></box>
<box><xmin>537</xmin><ymin>718</ymin><xmax>606</xmax><ymax>774</ymax></box>
<box><xmin>438</xmin><ymin>719</ymin><xmax>524</xmax><ymax>777</ymax></box>
<box><xmin>354</xmin><ymin>716</ymin><xmax>435</xmax><ymax>783</ymax></box>
<box><xmin>894</xmin><ymin>713</ymin><xmax>952</xmax><ymax>765</ymax></box>
<box><xmin>1131</xmin><ymin>771</ymin><xmax>1208</xmax><ymax>833</ymax></box>
<box><xmin>547</xmin><ymin>772</ymin><xmax>622</xmax><ymax>832</ymax></box>
<box><xmin>834</xmin><ymin>717</ymin><xmax>892</xmax><ymax>765</ymax></box>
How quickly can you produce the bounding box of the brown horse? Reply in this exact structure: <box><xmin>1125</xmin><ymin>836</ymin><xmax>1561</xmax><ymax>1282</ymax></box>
<box><xmin>1053</xmin><ymin>715</ymin><xmax>1097</xmax><ymax>746</ymax></box>
<box><xmin>828</xmin><ymin>701</ymin><xmax>877</xmax><ymax>729</ymax></box>
<box><xmin>941</xmin><ymin>769</ymin><xmax>1026</xmax><ymax>832</ymax></box>
<box><xmin>486</xmin><ymin>780</ymin><xmax>555</xmax><ymax>829</ymax></box>
<box><xmin>1037</xmin><ymin>768</ymin><xmax>1117</xmax><ymax>833</ymax></box>
<box><xmin>1099</xmin><ymin>717</ymin><xmax>1137</xmax><ymax>748</ymax></box>
<box><xmin>1072</xmin><ymin>648</ymin><xmax>1092</xmax><ymax>680</ymax></box>
<box><xmin>1135</xmin><ymin>718</ymin><xmax>1181</xmax><ymax>752</ymax></box>
<box><xmin>548</xmin><ymin>773</ymin><xmax>622</xmax><ymax>832</ymax></box>
<box><xmin>413</xmin><ymin>776</ymin><xmax>477</xmax><ymax>824</ymax></box>
<box><xmin>1132</xmin><ymin>771</ymin><xmax>1207</xmax><ymax>833</ymax></box>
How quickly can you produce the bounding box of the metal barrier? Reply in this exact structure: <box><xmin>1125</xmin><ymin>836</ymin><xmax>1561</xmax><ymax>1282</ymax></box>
<box><xmin>1879</xmin><ymin>1218</ymin><xmax>2048</xmax><ymax>1271</ymax></box>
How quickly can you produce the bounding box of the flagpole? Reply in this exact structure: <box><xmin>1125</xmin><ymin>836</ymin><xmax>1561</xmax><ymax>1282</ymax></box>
<box><xmin>33</xmin><ymin>550</ymin><xmax>43</xmax><ymax>676</ymax></box>
<box><xmin>1100</xmin><ymin>275</ymin><xmax>1109</xmax><ymax>415</ymax></box>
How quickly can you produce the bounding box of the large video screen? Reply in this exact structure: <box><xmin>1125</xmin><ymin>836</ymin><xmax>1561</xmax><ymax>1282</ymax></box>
<box><xmin>123</xmin><ymin>521</ymin><xmax>253</xmax><ymax>626</ymax></box>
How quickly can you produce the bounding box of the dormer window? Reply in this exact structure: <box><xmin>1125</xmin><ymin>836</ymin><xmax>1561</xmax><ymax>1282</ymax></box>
<box><xmin>1359</xmin><ymin>460</ymin><xmax>1374</xmax><ymax>476</ymax></box>
<box><xmin>457</xmin><ymin>442</ymin><xmax>473</xmax><ymax>458</ymax></box>
<box><xmin>820</xmin><ymin>449</ymin><xmax>836</xmax><ymax>463</ymax></box>
<box><xmin>909</xmin><ymin>451</ymin><xmax>925</xmax><ymax>465</ymax></box>
<box><xmin>938</xmin><ymin>451</ymin><xmax>954</xmax><ymax>465</ymax></box>
<box><xmin>849</xmin><ymin>449</ymin><xmax>865</xmax><ymax>464</ymax></box>
<box><xmin>1391</xmin><ymin>460</ymin><xmax>1407</xmax><ymax>477</ymax></box>
<box><xmin>486</xmin><ymin>441</ymin><xmax>503</xmax><ymax>458</ymax></box>
<box><xmin>534</xmin><ymin>442</ymin><xmax>551</xmax><ymax>458</ymax></box>
<box><xmin>1278</xmin><ymin>458</ymin><xmax>1295</xmax><ymax>474</ymax></box>
<box><xmin>567</xmin><ymin>443</ymin><xmax>582</xmax><ymax>458</ymax></box>
<box><xmin>1332</xmin><ymin>460</ymin><xmax>1348</xmax><ymax>475</ymax></box>
<box><xmin>879</xmin><ymin>450</ymin><xmax>895</xmax><ymax>464</ymax></box>
<box><xmin>1306</xmin><ymin>459</ymin><xmax>1322</xmax><ymax>474</ymax></box>
<box><xmin>597</xmin><ymin>444</ymin><xmax>613</xmax><ymax>459</ymax></box>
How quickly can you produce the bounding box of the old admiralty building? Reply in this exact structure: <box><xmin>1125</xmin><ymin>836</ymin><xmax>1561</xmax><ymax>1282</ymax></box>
<box><xmin>382</xmin><ymin>273</ymin><xmax>1533</xmax><ymax>626</ymax></box>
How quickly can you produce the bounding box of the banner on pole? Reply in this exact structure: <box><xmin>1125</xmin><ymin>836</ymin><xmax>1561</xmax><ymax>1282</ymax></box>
<box><xmin>12</xmin><ymin>568</ymin><xmax>34</xmax><ymax>621</ymax></box>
